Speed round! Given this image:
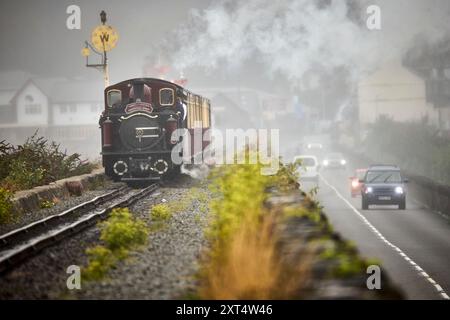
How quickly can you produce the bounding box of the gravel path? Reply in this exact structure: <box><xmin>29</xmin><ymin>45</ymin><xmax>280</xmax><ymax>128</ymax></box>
<box><xmin>76</xmin><ymin>175</ymin><xmax>211</xmax><ymax>299</ymax></box>
<box><xmin>0</xmin><ymin>174</ymin><xmax>210</xmax><ymax>299</ymax></box>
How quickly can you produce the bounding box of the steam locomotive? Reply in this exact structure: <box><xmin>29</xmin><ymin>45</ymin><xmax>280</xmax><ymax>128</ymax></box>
<box><xmin>99</xmin><ymin>78</ymin><xmax>211</xmax><ymax>184</ymax></box>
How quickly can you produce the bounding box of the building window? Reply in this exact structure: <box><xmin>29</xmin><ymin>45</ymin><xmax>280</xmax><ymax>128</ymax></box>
<box><xmin>160</xmin><ymin>88</ymin><xmax>174</xmax><ymax>106</ymax></box>
<box><xmin>25</xmin><ymin>94</ymin><xmax>34</xmax><ymax>103</ymax></box>
<box><xmin>69</xmin><ymin>104</ymin><xmax>77</xmax><ymax>113</ymax></box>
<box><xmin>25</xmin><ymin>104</ymin><xmax>41</xmax><ymax>114</ymax></box>
<box><xmin>60</xmin><ymin>105</ymin><xmax>68</xmax><ymax>114</ymax></box>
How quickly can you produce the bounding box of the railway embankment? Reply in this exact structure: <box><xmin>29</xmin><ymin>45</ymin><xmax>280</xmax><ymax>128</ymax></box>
<box><xmin>12</xmin><ymin>169</ymin><xmax>106</xmax><ymax>215</ymax></box>
<box><xmin>0</xmin><ymin>162</ymin><xmax>403</xmax><ymax>299</ymax></box>
<box><xmin>0</xmin><ymin>135</ymin><xmax>99</xmax><ymax>226</ymax></box>
<box><xmin>0</xmin><ymin>168</ymin><xmax>112</xmax><ymax>235</ymax></box>
<box><xmin>193</xmin><ymin>161</ymin><xmax>403</xmax><ymax>299</ymax></box>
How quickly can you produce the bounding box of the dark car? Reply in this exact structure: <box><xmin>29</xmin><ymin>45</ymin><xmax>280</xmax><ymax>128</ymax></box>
<box><xmin>360</xmin><ymin>165</ymin><xmax>408</xmax><ymax>210</ymax></box>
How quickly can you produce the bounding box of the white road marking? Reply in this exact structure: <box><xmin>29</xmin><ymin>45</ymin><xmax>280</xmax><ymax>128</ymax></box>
<box><xmin>320</xmin><ymin>174</ymin><xmax>450</xmax><ymax>300</ymax></box>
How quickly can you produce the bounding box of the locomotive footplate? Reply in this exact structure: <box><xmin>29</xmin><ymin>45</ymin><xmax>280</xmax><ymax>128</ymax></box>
<box><xmin>121</xmin><ymin>176</ymin><xmax>161</xmax><ymax>181</ymax></box>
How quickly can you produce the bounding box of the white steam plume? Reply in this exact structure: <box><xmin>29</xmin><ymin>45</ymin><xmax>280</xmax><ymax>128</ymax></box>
<box><xmin>170</xmin><ymin>0</ymin><xmax>450</xmax><ymax>87</ymax></box>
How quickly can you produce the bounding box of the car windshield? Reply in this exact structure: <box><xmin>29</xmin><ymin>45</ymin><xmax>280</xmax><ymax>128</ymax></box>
<box><xmin>365</xmin><ymin>171</ymin><xmax>402</xmax><ymax>183</ymax></box>
<box><xmin>356</xmin><ymin>170</ymin><xmax>367</xmax><ymax>179</ymax></box>
<box><xmin>326</xmin><ymin>153</ymin><xmax>342</xmax><ymax>159</ymax></box>
<box><xmin>295</xmin><ymin>158</ymin><xmax>316</xmax><ymax>166</ymax></box>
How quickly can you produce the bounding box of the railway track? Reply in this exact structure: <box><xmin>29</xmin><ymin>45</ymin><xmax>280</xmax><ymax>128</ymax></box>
<box><xmin>0</xmin><ymin>183</ymin><xmax>158</xmax><ymax>274</ymax></box>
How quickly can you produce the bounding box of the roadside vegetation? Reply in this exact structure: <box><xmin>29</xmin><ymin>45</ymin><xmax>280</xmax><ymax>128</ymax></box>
<box><xmin>0</xmin><ymin>134</ymin><xmax>95</xmax><ymax>224</ymax></box>
<box><xmin>197</xmin><ymin>156</ymin><xmax>312</xmax><ymax>299</ymax></box>
<box><xmin>195</xmin><ymin>152</ymin><xmax>382</xmax><ymax>299</ymax></box>
<box><xmin>363</xmin><ymin>116</ymin><xmax>450</xmax><ymax>185</ymax></box>
<box><xmin>0</xmin><ymin>133</ymin><xmax>95</xmax><ymax>192</ymax></box>
<box><xmin>0</xmin><ymin>188</ymin><xmax>13</xmax><ymax>224</ymax></box>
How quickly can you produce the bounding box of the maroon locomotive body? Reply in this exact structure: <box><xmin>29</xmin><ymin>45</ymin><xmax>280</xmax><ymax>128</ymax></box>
<box><xmin>99</xmin><ymin>78</ymin><xmax>211</xmax><ymax>184</ymax></box>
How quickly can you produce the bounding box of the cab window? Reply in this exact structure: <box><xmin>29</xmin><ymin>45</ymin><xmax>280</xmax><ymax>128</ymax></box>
<box><xmin>107</xmin><ymin>89</ymin><xmax>121</xmax><ymax>108</ymax></box>
<box><xmin>160</xmin><ymin>88</ymin><xmax>174</xmax><ymax>106</ymax></box>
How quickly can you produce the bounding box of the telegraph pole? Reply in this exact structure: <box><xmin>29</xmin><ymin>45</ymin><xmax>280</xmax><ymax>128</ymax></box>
<box><xmin>81</xmin><ymin>10</ymin><xmax>118</xmax><ymax>88</ymax></box>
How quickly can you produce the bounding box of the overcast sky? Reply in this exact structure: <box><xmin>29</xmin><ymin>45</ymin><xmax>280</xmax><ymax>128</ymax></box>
<box><xmin>0</xmin><ymin>0</ymin><xmax>212</xmax><ymax>82</ymax></box>
<box><xmin>1</xmin><ymin>0</ymin><xmax>450</xmax><ymax>105</ymax></box>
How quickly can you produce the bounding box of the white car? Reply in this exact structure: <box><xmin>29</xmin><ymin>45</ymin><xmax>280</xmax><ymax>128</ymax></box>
<box><xmin>322</xmin><ymin>152</ymin><xmax>347</xmax><ymax>169</ymax></box>
<box><xmin>293</xmin><ymin>155</ymin><xmax>320</xmax><ymax>184</ymax></box>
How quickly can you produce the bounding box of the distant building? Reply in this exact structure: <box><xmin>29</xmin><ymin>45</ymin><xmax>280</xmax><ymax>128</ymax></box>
<box><xmin>404</xmin><ymin>40</ymin><xmax>450</xmax><ymax>133</ymax></box>
<box><xmin>358</xmin><ymin>60</ymin><xmax>439</xmax><ymax>126</ymax></box>
<box><xmin>0</xmin><ymin>71</ymin><xmax>103</xmax><ymax>158</ymax></box>
<box><xmin>195</xmin><ymin>87</ymin><xmax>290</xmax><ymax>130</ymax></box>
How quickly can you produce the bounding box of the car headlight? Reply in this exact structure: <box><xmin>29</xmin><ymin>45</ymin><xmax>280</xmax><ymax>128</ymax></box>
<box><xmin>340</xmin><ymin>159</ymin><xmax>346</xmax><ymax>165</ymax></box>
<box><xmin>323</xmin><ymin>160</ymin><xmax>329</xmax><ymax>166</ymax></box>
<box><xmin>365</xmin><ymin>187</ymin><xmax>373</xmax><ymax>193</ymax></box>
<box><xmin>395</xmin><ymin>186</ymin><xmax>404</xmax><ymax>194</ymax></box>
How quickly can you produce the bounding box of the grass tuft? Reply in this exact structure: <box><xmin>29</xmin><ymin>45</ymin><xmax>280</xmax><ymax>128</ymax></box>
<box><xmin>83</xmin><ymin>208</ymin><xmax>148</xmax><ymax>281</ymax></box>
<box><xmin>198</xmin><ymin>158</ymin><xmax>312</xmax><ymax>299</ymax></box>
<box><xmin>150</xmin><ymin>204</ymin><xmax>172</xmax><ymax>221</ymax></box>
<box><xmin>0</xmin><ymin>187</ymin><xmax>13</xmax><ymax>224</ymax></box>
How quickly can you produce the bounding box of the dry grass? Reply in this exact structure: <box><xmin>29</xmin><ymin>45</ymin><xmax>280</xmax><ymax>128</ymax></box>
<box><xmin>199</xmin><ymin>214</ymin><xmax>311</xmax><ymax>300</ymax></box>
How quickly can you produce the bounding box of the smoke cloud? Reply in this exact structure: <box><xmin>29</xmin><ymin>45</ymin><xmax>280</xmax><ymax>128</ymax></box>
<box><xmin>169</xmin><ymin>0</ymin><xmax>450</xmax><ymax>89</ymax></box>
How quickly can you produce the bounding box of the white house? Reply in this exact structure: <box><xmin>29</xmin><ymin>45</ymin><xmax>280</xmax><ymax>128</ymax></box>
<box><xmin>12</xmin><ymin>79</ymin><xmax>50</xmax><ymax>126</ymax></box>
<box><xmin>50</xmin><ymin>80</ymin><xmax>103</xmax><ymax>126</ymax></box>
<box><xmin>0</xmin><ymin>72</ymin><xmax>103</xmax><ymax>129</ymax></box>
<box><xmin>0</xmin><ymin>71</ymin><xmax>104</xmax><ymax>158</ymax></box>
<box><xmin>358</xmin><ymin>60</ymin><xmax>439</xmax><ymax>126</ymax></box>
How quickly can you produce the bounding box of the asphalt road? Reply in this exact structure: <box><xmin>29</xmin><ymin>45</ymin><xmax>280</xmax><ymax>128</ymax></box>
<box><xmin>309</xmin><ymin>162</ymin><xmax>450</xmax><ymax>300</ymax></box>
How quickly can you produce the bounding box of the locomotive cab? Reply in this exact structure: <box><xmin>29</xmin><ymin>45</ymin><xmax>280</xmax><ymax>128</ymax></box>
<box><xmin>100</xmin><ymin>78</ymin><xmax>211</xmax><ymax>184</ymax></box>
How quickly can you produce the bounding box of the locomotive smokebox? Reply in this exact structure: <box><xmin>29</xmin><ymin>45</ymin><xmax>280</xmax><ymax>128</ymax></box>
<box><xmin>166</xmin><ymin>115</ymin><xmax>178</xmax><ymax>144</ymax></box>
<box><xmin>102</xmin><ymin>117</ymin><xmax>113</xmax><ymax>148</ymax></box>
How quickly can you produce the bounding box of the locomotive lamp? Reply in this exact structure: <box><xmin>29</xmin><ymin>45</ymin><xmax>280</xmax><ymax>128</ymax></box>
<box><xmin>81</xmin><ymin>10</ymin><xmax>118</xmax><ymax>88</ymax></box>
<box><xmin>81</xmin><ymin>47</ymin><xmax>90</xmax><ymax>57</ymax></box>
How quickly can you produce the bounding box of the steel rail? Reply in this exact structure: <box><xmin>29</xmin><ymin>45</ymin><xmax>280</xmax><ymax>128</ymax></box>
<box><xmin>0</xmin><ymin>184</ymin><xmax>158</xmax><ymax>273</ymax></box>
<box><xmin>0</xmin><ymin>186</ymin><xmax>128</xmax><ymax>248</ymax></box>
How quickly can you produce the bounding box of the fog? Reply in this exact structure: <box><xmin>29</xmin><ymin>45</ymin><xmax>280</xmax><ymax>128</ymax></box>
<box><xmin>0</xmin><ymin>0</ymin><xmax>450</xmax><ymax>175</ymax></box>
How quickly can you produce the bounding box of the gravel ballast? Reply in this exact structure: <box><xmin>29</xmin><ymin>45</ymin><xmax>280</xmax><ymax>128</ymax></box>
<box><xmin>0</xmin><ymin>174</ymin><xmax>210</xmax><ymax>299</ymax></box>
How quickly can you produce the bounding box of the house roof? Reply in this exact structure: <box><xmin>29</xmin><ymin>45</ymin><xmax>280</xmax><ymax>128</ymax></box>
<box><xmin>359</xmin><ymin>60</ymin><xmax>424</xmax><ymax>87</ymax></box>
<box><xmin>49</xmin><ymin>80</ymin><xmax>104</xmax><ymax>103</ymax></box>
<box><xmin>0</xmin><ymin>71</ymin><xmax>104</xmax><ymax>105</ymax></box>
<box><xmin>0</xmin><ymin>71</ymin><xmax>34</xmax><ymax>90</ymax></box>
